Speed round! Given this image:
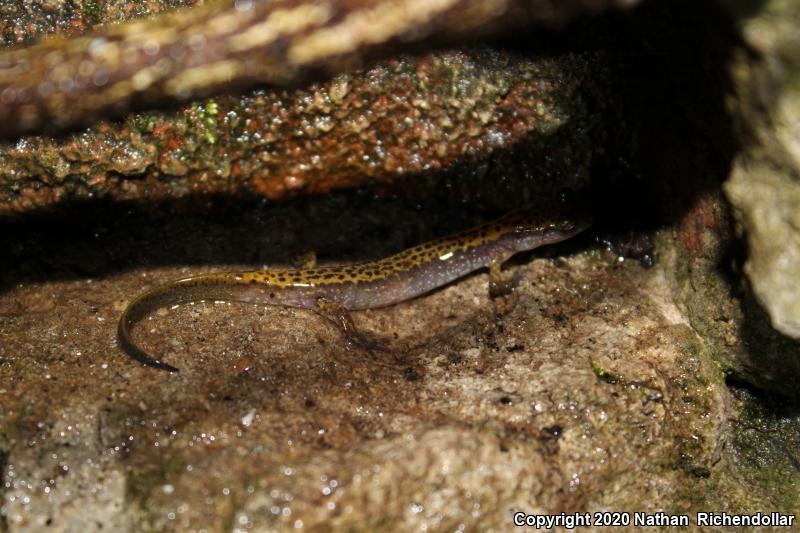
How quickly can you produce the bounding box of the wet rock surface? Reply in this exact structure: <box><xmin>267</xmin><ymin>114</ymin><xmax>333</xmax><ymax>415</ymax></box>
<box><xmin>0</xmin><ymin>199</ymin><xmax>732</xmax><ymax>530</ymax></box>
<box><xmin>0</xmin><ymin>0</ymin><xmax>634</xmax><ymax>137</ymax></box>
<box><xmin>0</xmin><ymin>0</ymin><xmax>616</xmax><ymax>214</ymax></box>
<box><xmin>0</xmin><ymin>48</ymin><xmax>602</xmax><ymax>214</ymax></box>
<box><xmin>2</xmin><ymin>0</ymin><xmax>800</xmax><ymax>530</ymax></box>
<box><xmin>0</xmin><ymin>190</ymin><xmax>796</xmax><ymax>530</ymax></box>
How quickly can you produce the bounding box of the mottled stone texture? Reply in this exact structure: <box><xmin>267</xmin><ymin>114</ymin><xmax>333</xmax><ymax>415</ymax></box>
<box><xmin>0</xmin><ymin>49</ymin><xmax>600</xmax><ymax>214</ymax></box>
<box><xmin>0</xmin><ymin>0</ymin><xmax>624</xmax><ymax>214</ymax></box>
<box><xmin>3</xmin><ymin>0</ymin><xmax>800</xmax><ymax>530</ymax></box>
<box><xmin>0</xmin><ymin>200</ymin><xmax>736</xmax><ymax>530</ymax></box>
<box><xmin>0</xmin><ymin>0</ymin><xmax>635</xmax><ymax>137</ymax></box>
<box><xmin>722</xmin><ymin>0</ymin><xmax>800</xmax><ymax>340</ymax></box>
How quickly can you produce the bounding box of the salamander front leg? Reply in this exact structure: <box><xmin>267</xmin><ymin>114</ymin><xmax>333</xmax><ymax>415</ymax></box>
<box><xmin>294</xmin><ymin>250</ymin><xmax>317</xmax><ymax>269</ymax></box>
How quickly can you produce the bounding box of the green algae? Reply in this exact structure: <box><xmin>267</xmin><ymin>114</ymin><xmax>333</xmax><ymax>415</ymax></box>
<box><xmin>729</xmin><ymin>386</ymin><xmax>800</xmax><ymax>512</ymax></box>
<box><xmin>82</xmin><ymin>0</ymin><xmax>102</xmax><ymax>24</ymax></box>
<box><xmin>590</xmin><ymin>359</ymin><xmax>623</xmax><ymax>384</ymax></box>
<box><xmin>666</xmin><ymin>327</ymin><xmax>722</xmax><ymax>482</ymax></box>
<box><xmin>192</xmin><ymin>100</ymin><xmax>221</xmax><ymax>145</ymax></box>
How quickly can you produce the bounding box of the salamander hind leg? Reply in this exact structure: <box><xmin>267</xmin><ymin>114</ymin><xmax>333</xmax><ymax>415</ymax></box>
<box><xmin>488</xmin><ymin>259</ymin><xmax>522</xmax><ymax>300</ymax></box>
<box><xmin>314</xmin><ymin>298</ymin><xmax>391</xmax><ymax>354</ymax></box>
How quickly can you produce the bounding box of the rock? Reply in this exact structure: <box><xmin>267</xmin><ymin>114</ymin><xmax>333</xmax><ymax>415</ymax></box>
<box><xmin>3</xmin><ymin>0</ymin><xmax>800</xmax><ymax>529</ymax></box>
<box><xmin>722</xmin><ymin>0</ymin><xmax>800</xmax><ymax>339</ymax></box>
<box><xmin>0</xmin><ymin>203</ymin><xmax>731</xmax><ymax>528</ymax></box>
<box><xmin>0</xmin><ymin>0</ymin><xmax>637</xmax><ymax>137</ymax></box>
<box><xmin>0</xmin><ymin>49</ymin><xmax>605</xmax><ymax>214</ymax></box>
<box><xmin>726</xmin><ymin>169</ymin><xmax>800</xmax><ymax>338</ymax></box>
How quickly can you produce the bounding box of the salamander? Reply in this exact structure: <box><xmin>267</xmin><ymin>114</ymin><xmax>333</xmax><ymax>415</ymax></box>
<box><xmin>118</xmin><ymin>196</ymin><xmax>592</xmax><ymax>371</ymax></box>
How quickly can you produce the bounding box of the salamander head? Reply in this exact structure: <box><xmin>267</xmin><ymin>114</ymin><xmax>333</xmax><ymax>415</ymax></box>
<box><xmin>502</xmin><ymin>191</ymin><xmax>594</xmax><ymax>252</ymax></box>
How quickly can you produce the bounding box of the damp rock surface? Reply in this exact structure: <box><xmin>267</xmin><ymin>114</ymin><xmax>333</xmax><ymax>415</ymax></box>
<box><xmin>0</xmin><ymin>193</ymin><xmax>793</xmax><ymax>531</ymax></box>
<box><xmin>2</xmin><ymin>0</ymin><xmax>800</xmax><ymax>529</ymax></box>
<box><xmin>0</xmin><ymin>201</ymin><xmax>735</xmax><ymax>530</ymax></box>
<box><xmin>0</xmin><ymin>0</ymin><xmax>635</xmax><ymax>137</ymax></box>
<box><xmin>0</xmin><ymin>48</ymin><xmax>603</xmax><ymax>214</ymax></box>
<box><xmin>0</xmin><ymin>0</ymin><xmax>616</xmax><ymax>214</ymax></box>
